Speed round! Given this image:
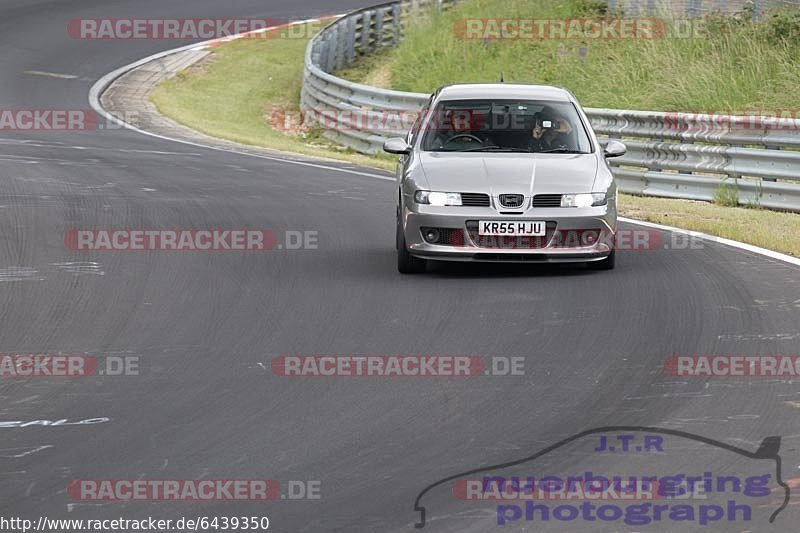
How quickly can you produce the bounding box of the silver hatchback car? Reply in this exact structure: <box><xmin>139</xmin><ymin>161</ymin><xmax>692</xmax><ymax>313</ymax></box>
<box><xmin>384</xmin><ymin>83</ymin><xmax>626</xmax><ymax>273</ymax></box>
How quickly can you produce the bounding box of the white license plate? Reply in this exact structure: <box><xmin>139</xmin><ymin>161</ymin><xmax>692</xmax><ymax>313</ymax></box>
<box><xmin>478</xmin><ymin>221</ymin><xmax>546</xmax><ymax>236</ymax></box>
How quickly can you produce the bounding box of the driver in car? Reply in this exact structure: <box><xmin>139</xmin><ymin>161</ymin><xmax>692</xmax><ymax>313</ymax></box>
<box><xmin>429</xmin><ymin>109</ymin><xmax>492</xmax><ymax>150</ymax></box>
<box><xmin>528</xmin><ymin>111</ymin><xmax>576</xmax><ymax>152</ymax></box>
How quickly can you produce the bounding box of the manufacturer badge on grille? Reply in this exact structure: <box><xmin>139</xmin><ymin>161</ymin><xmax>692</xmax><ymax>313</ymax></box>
<box><xmin>499</xmin><ymin>194</ymin><xmax>524</xmax><ymax>208</ymax></box>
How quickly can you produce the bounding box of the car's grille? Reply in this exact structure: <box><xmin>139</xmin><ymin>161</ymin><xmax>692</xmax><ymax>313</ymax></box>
<box><xmin>460</xmin><ymin>193</ymin><xmax>491</xmax><ymax>207</ymax></box>
<box><xmin>499</xmin><ymin>194</ymin><xmax>525</xmax><ymax>208</ymax></box>
<box><xmin>439</xmin><ymin>228</ymin><xmax>466</xmax><ymax>245</ymax></box>
<box><xmin>465</xmin><ymin>221</ymin><xmax>557</xmax><ymax>249</ymax></box>
<box><xmin>532</xmin><ymin>194</ymin><xmax>563</xmax><ymax>208</ymax></box>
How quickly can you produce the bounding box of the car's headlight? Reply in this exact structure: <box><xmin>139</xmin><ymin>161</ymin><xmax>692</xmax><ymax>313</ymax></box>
<box><xmin>561</xmin><ymin>193</ymin><xmax>607</xmax><ymax>208</ymax></box>
<box><xmin>415</xmin><ymin>191</ymin><xmax>462</xmax><ymax>206</ymax></box>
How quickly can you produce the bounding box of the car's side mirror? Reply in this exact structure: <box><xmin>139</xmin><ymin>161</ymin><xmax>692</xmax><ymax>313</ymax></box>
<box><xmin>383</xmin><ymin>138</ymin><xmax>412</xmax><ymax>155</ymax></box>
<box><xmin>603</xmin><ymin>140</ymin><xmax>627</xmax><ymax>158</ymax></box>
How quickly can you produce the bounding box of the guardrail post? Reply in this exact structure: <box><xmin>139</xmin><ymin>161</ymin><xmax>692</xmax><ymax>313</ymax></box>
<box><xmin>346</xmin><ymin>15</ymin><xmax>357</xmax><ymax>65</ymax></box>
<box><xmin>391</xmin><ymin>4</ymin><xmax>402</xmax><ymax>45</ymax></box>
<box><xmin>375</xmin><ymin>7</ymin><xmax>386</xmax><ymax>50</ymax></box>
<box><xmin>753</xmin><ymin>0</ymin><xmax>765</xmax><ymax>21</ymax></box>
<box><xmin>687</xmin><ymin>0</ymin><xmax>701</xmax><ymax>18</ymax></box>
<box><xmin>310</xmin><ymin>40</ymin><xmax>321</xmax><ymax>69</ymax></box>
<box><xmin>324</xmin><ymin>34</ymin><xmax>336</xmax><ymax>72</ymax></box>
<box><xmin>360</xmin><ymin>11</ymin><xmax>373</xmax><ymax>54</ymax></box>
<box><xmin>335</xmin><ymin>24</ymin><xmax>346</xmax><ymax>70</ymax></box>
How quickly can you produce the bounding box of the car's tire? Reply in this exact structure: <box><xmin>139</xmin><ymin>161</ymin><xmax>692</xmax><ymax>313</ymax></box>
<box><xmin>588</xmin><ymin>250</ymin><xmax>615</xmax><ymax>270</ymax></box>
<box><xmin>397</xmin><ymin>212</ymin><xmax>426</xmax><ymax>274</ymax></box>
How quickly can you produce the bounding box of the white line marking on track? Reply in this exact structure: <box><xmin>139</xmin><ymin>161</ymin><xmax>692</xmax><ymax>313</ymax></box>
<box><xmin>619</xmin><ymin>216</ymin><xmax>800</xmax><ymax>267</ymax></box>
<box><xmin>718</xmin><ymin>333</ymin><xmax>799</xmax><ymax>341</ymax></box>
<box><xmin>51</xmin><ymin>262</ymin><xmax>105</xmax><ymax>276</ymax></box>
<box><xmin>0</xmin><ymin>139</ymin><xmax>202</xmax><ymax>156</ymax></box>
<box><xmin>0</xmin><ymin>445</ymin><xmax>53</xmax><ymax>458</ymax></box>
<box><xmin>24</xmin><ymin>70</ymin><xmax>80</xmax><ymax>79</ymax></box>
<box><xmin>0</xmin><ymin>267</ymin><xmax>43</xmax><ymax>282</ymax></box>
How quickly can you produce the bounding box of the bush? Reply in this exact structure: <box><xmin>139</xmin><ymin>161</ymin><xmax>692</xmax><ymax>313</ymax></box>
<box><xmin>714</xmin><ymin>180</ymin><xmax>740</xmax><ymax>207</ymax></box>
<box><xmin>703</xmin><ymin>9</ymin><xmax>754</xmax><ymax>36</ymax></box>
<box><xmin>764</xmin><ymin>6</ymin><xmax>800</xmax><ymax>45</ymax></box>
<box><xmin>567</xmin><ymin>0</ymin><xmax>608</xmax><ymax>16</ymax></box>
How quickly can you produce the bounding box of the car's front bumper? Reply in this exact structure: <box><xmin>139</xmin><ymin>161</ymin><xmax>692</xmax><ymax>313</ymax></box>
<box><xmin>402</xmin><ymin>202</ymin><xmax>617</xmax><ymax>263</ymax></box>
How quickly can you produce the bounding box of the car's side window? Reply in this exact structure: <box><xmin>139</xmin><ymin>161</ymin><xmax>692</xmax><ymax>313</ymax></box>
<box><xmin>408</xmin><ymin>96</ymin><xmax>434</xmax><ymax>146</ymax></box>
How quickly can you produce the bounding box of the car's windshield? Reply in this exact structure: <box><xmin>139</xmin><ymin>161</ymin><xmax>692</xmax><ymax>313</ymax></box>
<box><xmin>420</xmin><ymin>99</ymin><xmax>592</xmax><ymax>154</ymax></box>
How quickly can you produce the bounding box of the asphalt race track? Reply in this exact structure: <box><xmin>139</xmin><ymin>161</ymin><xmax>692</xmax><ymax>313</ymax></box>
<box><xmin>0</xmin><ymin>1</ymin><xmax>799</xmax><ymax>532</ymax></box>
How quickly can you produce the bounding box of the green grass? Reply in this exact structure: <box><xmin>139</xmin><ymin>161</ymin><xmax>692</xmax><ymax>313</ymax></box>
<box><xmin>619</xmin><ymin>193</ymin><xmax>800</xmax><ymax>256</ymax></box>
<box><xmin>713</xmin><ymin>180</ymin><xmax>740</xmax><ymax>207</ymax></box>
<box><xmin>150</xmin><ymin>24</ymin><xmax>396</xmax><ymax>171</ymax></box>
<box><xmin>340</xmin><ymin>0</ymin><xmax>800</xmax><ymax>112</ymax></box>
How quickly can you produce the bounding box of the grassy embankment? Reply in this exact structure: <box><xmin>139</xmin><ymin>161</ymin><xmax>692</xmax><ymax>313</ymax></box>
<box><xmin>151</xmin><ymin>21</ymin><xmax>396</xmax><ymax>170</ymax></box>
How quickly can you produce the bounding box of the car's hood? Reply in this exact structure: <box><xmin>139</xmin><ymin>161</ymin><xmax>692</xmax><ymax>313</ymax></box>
<box><xmin>417</xmin><ymin>152</ymin><xmax>599</xmax><ymax>195</ymax></box>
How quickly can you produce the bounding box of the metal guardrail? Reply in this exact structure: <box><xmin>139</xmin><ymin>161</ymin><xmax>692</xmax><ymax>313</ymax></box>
<box><xmin>301</xmin><ymin>0</ymin><xmax>450</xmax><ymax>152</ymax></box>
<box><xmin>300</xmin><ymin>0</ymin><xmax>800</xmax><ymax>211</ymax></box>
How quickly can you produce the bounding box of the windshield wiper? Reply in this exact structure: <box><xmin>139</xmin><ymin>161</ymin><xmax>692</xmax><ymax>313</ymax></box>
<box><xmin>458</xmin><ymin>146</ymin><xmax>530</xmax><ymax>153</ymax></box>
<box><xmin>537</xmin><ymin>148</ymin><xmax>587</xmax><ymax>154</ymax></box>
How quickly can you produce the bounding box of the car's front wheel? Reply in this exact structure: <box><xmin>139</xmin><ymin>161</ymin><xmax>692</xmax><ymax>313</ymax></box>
<box><xmin>588</xmin><ymin>250</ymin><xmax>615</xmax><ymax>270</ymax></box>
<box><xmin>397</xmin><ymin>210</ymin><xmax>426</xmax><ymax>274</ymax></box>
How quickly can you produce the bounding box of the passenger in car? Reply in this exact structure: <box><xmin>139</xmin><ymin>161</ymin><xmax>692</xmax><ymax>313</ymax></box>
<box><xmin>528</xmin><ymin>111</ymin><xmax>576</xmax><ymax>152</ymax></box>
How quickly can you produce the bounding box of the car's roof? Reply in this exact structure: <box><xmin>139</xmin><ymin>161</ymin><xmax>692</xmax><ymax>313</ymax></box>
<box><xmin>436</xmin><ymin>83</ymin><xmax>573</xmax><ymax>102</ymax></box>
